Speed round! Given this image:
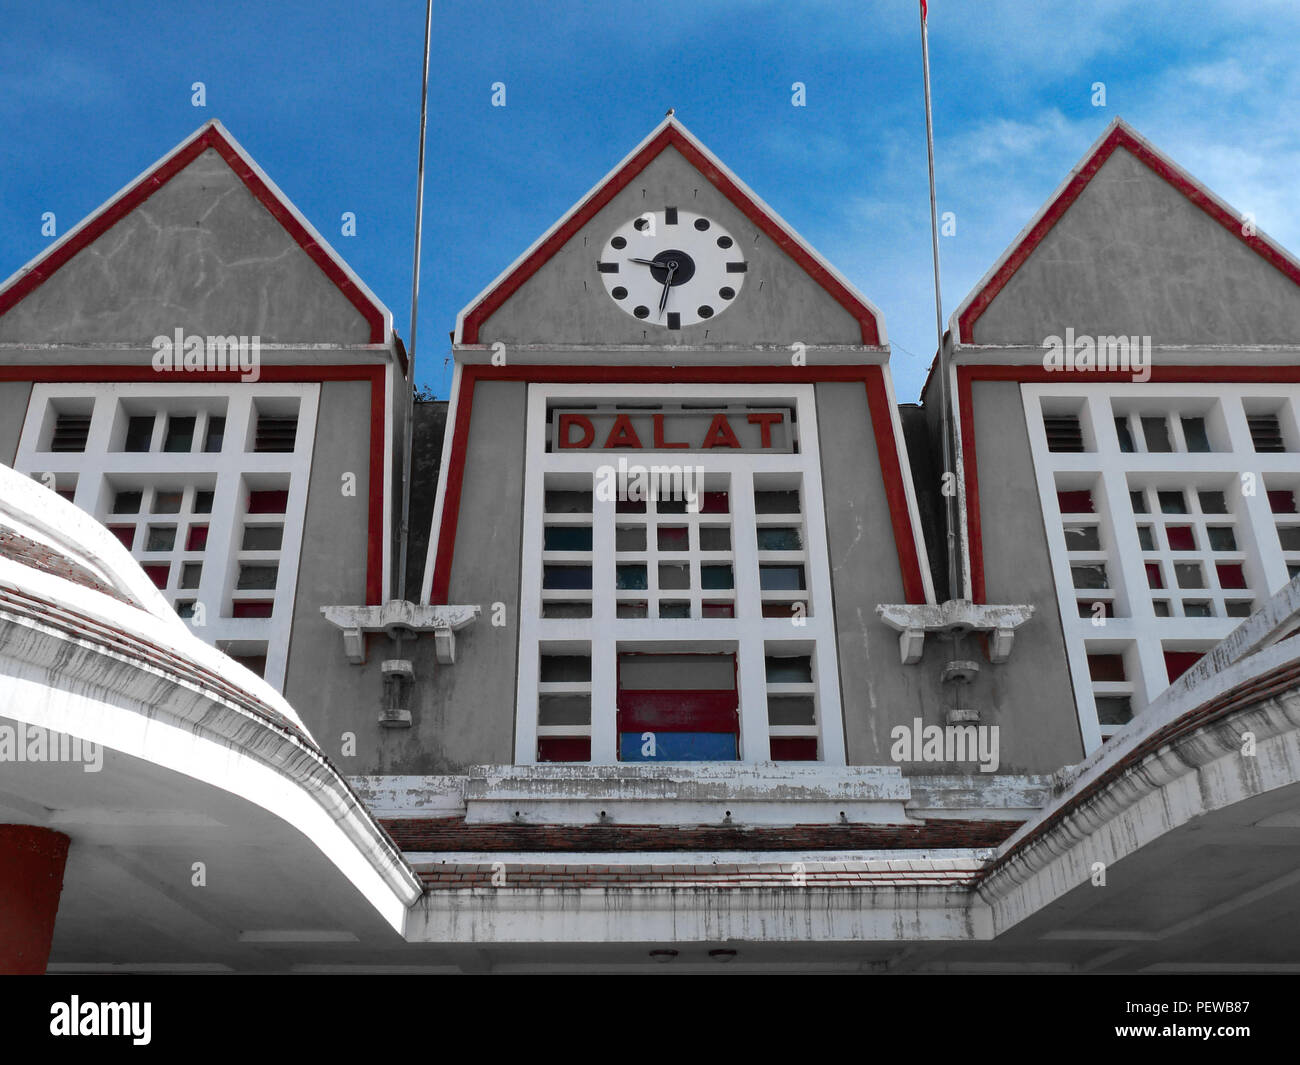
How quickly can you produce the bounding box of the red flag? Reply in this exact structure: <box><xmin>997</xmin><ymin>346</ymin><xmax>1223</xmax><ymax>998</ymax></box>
<box><xmin>920</xmin><ymin>0</ymin><xmax>927</xmax><ymax>19</ymax></box>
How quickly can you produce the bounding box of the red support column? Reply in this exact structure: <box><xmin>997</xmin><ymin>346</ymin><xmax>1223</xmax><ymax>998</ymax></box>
<box><xmin>0</xmin><ymin>825</ymin><xmax>70</xmax><ymax>974</ymax></box>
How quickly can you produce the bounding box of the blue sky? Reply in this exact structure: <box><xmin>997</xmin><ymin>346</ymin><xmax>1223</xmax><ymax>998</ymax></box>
<box><xmin>2</xmin><ymin>0</ymin><xmax>1297</xmax><ymax>401</ymax></box>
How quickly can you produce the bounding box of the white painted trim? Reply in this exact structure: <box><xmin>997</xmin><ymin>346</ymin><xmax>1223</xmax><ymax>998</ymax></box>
<box><xmin>420</xmin><ymin>361</ymin><xmax>462</xmax><ymax>604</ymax></box>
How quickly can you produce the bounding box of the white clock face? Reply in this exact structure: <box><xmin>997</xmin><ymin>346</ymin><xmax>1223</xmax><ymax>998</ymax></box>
<box><xmin>598</xmin><ymin>208</ymin><xmax>746</xmax><ymax>329</ymax></box>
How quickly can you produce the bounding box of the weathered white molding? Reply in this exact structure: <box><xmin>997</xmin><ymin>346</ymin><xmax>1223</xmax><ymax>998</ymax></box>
<box><xmin>320</xmin><ymin>601</ymin><xmax>481</xmax><ymax>664</ymax></box>
<box><xmin>876</xmin><ymin>600</ymin><xmax>1035</xmax><ymax>664</ymax></box>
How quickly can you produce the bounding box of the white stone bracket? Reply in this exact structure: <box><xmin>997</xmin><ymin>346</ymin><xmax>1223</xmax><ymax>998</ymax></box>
<box><xmin>876</xmin><ymin>600</ymin><xmax>1035</xmax><ymax>666</ymax></box>
<box><xmin>321</xmin><ymin>601</ymin><xmax>481</xmax><ymax>665</ymax></box>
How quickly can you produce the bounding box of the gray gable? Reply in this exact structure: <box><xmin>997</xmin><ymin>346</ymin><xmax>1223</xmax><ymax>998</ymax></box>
<box><xmin>972</xmin><ymin>144</ymin><xmax>1300</xmax><ymax>346</ymax></box>
<box><xmin>0</xmin><ymin>147</ymin><xmax>373</xmax><ymax>345</ymax></box>
<box><xmin>475</xmin><ymin>145</ymin><xmax>868</xmax><ymax>348</ymax></box>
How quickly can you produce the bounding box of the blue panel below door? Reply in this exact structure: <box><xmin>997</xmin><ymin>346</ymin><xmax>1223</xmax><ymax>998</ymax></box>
<box><xmin>620</xmin><ymin>732</ymin><xmax>738</xmax><ymax>761</ymax></box>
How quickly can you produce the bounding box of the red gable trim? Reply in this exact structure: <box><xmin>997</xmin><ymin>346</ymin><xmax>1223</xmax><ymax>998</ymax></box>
<box><xmin>459</xmin><ymin>124</ymin><xmax>882</xmax><ymax>346</ymax></box>
<box><xmin>959</xmin><ymin>364</ymin><xmax>1300</xmax><ymax>604</ymax></box>
<box><xmin>956</xmin><ymin>125</ymin><xmax>1300</xmax><ymax>344</ymax></box>
<box><xmin>429</xmin><ymin>364</ymin><xmax>925</xmax><ymax>605</ymax></box>
<box><xmin>0</xmin><ymin>364</ymin><xmax>387</xmax><ymax>606</ymax></box>
<box><xmin>0</xmin><ymin>125</ymin><xmax>390</xmax><ymax>349</ymax></box>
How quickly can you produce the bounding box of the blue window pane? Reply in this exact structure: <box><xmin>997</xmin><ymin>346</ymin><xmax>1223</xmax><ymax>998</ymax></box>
<box><xmin>620</xmin><ymin>732</ymin><xmax>737</xmax><ymax>761</ymax></box>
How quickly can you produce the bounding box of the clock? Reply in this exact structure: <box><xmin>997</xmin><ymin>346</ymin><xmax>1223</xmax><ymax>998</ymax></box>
<box><xmin>597</xmin><ymin>208</ymin><xmax>746</xmax><ymax>329</ymax></box>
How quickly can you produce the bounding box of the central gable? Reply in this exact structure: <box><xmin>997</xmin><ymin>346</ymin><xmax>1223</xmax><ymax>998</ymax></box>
<box><xmin>457</xmin><ymin>118</ymin><xmax>883</xmax><ymax>348</ymax></box>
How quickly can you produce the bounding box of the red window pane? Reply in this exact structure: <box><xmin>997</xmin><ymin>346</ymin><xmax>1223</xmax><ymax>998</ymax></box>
<box><xmin>701</xmin><ymin>491</ymin><xmax>729</xmax><ymax>514</ymax></box>
<box><xmin>248</xmin><ymin>490</ymin><xmax>289</xmax><ymax>514</ymax></box>
<box><xmin>537</xmin><ymin>737</ymin><xmax>590</xmax><ymax>762</ymax></box>
<box><xmin>232</xmin><ymin>600</ymin><xmax>273</xmax><ymax>618</ymax></box>
<box><xmin>1268</xmin><ymin>490</ymin><xmax>1297</xmax><ymax>514</ymax></box>
<box><xmin>1057</xmin><ymin>490</ymin><xmax>1094</xmax><ymax>513</ymax></box>
<box><xmin>702</xmin><ymin>601</ymin><xmax>735</xmax><ymax>618</ymax></box>
<box><xmin>1216</xmin><ymin>563</ymin><xmax>1247</xmax><ymax>589</ymax></box>
<box><xmin>108</xmin><ymin>525</ymin><xmax>135</xmax><ymax>550</ymax></box>
<box><xmin>141</xmin><ymin>564</ymin><xmax>169</xmax><ymax>589</ymax></box>
<box><xmin>1087</xmin><ymin>654</ymin><xmax>1126</xmax><ymax>682</ymax></box>
<box><xmin>1146</xmin><ymin>563</ymin><xmax>1164</xmax><ymax>588</ymax></box>
<box><xmin>1164</xmin><ymin>650</ymin><xmax>1204</xmax><ymax>682</ymax></box>
<box><xmin>186</xmin><ymin>524</ymin><xmax>209</xmax><ymax>551</ymax></box>
<box><xmin>770</xmin><ymin>737</ymin><xmax>818</xmax><ymax>761</ymax></box>
<box><xmin>56</xmin><ymin>489</ymin><xmax>76</xmax><ymax>503</ymax></box>
<box><xmin>1165</xmin><ymin>526</ymin><xmax>1195</xmax><ymax>551</ymax></box>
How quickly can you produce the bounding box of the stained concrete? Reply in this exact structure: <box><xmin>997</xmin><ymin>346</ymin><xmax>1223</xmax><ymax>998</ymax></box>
<box><xmin>476</xmin><ymin>146</ymin><xmax>868</xmax><ymax>347</ymax></box>
<box><xmin>0</xmin><ymin>148</ymin><xmax>372</xmax><ymax>344</ymax></box>
<box><xmin>972</xmin><ymin>146</ymin><xmax>1300</xmax><ymax>346</ymax></box>
<box><xmin>0</xmin><ymin>382</ymin><xmax>33</xmax><ymax>466</ymax></box>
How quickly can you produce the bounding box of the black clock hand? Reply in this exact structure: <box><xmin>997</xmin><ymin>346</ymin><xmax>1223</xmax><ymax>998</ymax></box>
<box><xmin>627</xmin><ymin>258</ymin><xmax>660</xmax><ymax>267</ymax></box>
<box><xmin>658</xmin><ymin>263</ymin><xmax>677</xmax><ymax>314</ymax></box>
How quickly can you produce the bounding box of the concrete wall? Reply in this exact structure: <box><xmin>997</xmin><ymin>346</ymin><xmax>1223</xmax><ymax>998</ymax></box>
<box><xmin>477</xmin><ymin>147</ymin><xmax>864</xmax><ymax>348</ymax></box>
<box><xmin>281</xmin><ymin>379</ymin><xmax>377</xmax><ymax>749</ymax></box>
<box><xmin>973</xmin><ymin>146</ymin><xmax>1300</xmax><ymax>346</ymax></box>
<box><xmin>0</xmin><ymin>383</ymin><xmax>33</xmax><ymax>466</ymax></box>
<box><xmin>0</xmin><ymin>148</ymin><xmax>371</xmax><ymax>345</ymax></box>
<box><xmin>370</xmin><ymin>380</ymin><xmax>527</xmax><ymax>773</ymax></box>
<box><xmin>966</xmin><ymin>379</ymin><xmax>1084</xmax><ymax>769</ymax></box>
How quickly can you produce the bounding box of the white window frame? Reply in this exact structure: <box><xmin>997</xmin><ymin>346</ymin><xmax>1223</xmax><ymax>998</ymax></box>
<box><xmin>515</xmin><ymin>382</ymin><xmax>845</xmax><ymax>765</ymax></box>
<box><xmin>14</xmin><ymin>382</ymin><xmax>319</xmax><ymax>692</ymax></box>
<box><xmin>1022</xmin><ymin>381</ymin><xmax>1300</xmax><ymax>751</ymax></box>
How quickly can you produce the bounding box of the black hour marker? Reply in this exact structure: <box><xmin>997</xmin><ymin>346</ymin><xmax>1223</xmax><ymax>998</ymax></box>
<box><xmin>667</xmin><ymin>311</ymin><xmax>680</xmax><ymax>329</ymax></box>
<box><xmin>634</xmin><ymin>217</ymin><xmax>649</xmax><ymax>231</ymax></box>
<box><xmin>598</xmin><ymin>262</ymin><xmax>619</xmax><ymax>273</ymax></box>
<box><xmin>697</xmin><ymin>305</ymin><xmax>714</xmax><ymax>319</ymax></box>
<box><xmin>716</xmin><ymin>235</ymin><xmax>733</xmax><ymax>248</ymax></box>
<box><xmin>665</xmin><ymin>207</ymin><xmax>678</xmax><ymax>225</ymax></box>
<box><xmin>726</xmin><ymin>261</ymin><xmax>747</xmax><ymax>272</ymax></box>
<box><xmin>612</xmin><ymin>286</ymin><xmax>628</xmax><ymax>300</ymax></box>
<box><xmin>611</xmin><ymin>236</ymin><xmax>627</xmax><ymax>249</ymax></box>
<box><xmin>634</xmin><ymin>305</ymin><xmax>649</xmax><ymax>319</ymax></box>
<box><xmin>694</xmin><ymin>218</ymin><xmax>710</xmax><ymax>231</ymax></box>
<box><xmin>719</xmin><ymin>286</ymin><xmax>735</xmax><ymax>300</ymax></box>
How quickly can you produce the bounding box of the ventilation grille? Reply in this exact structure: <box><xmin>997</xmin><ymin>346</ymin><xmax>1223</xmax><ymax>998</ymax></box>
<box><xmin>254</xmin><ymin>416</ymin><xmax>297</xmax><ymax>453</ymax></box>
<box><xmin>50</xmin><ymin>414</ymin><xmax>91</xmax><ymax>452</ymax></box>
<box><xmin>1248</xmin><ymin>414</ymin><xmax>1285</xmax><ymax>453</ymax></box>
<box><xmin>1044</xmin><ymin>414</ymin><xmax>1085</xmax><ymax>452</ymax></box>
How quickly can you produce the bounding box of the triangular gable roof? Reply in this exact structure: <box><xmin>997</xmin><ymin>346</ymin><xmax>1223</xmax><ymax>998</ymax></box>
<box><xmin>0</xmin><ymin>119</ymin><xmax>392</xmax><ymax>344</ymax></box>
<box><xmin>455</xmin><ymin>115</ymin><xmax>885</xmax><ymax>346</ymax></box>
<box><xmin>952</xmin><ymin>117</ymin><xmax>1300</xmax><ymax>344</ymax></box>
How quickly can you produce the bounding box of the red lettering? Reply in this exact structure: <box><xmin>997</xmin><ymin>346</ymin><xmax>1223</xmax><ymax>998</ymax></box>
<box><xmin>702</xmin><ymin>413</ymin><xmax>741</xmax><ymax>449</ymax></box>
<box><xmin>557</xmin><ymin>413</ymin><xmax>595</xmax><ymax>449</ymax></box>
<box><xmin>653</xmin><ymin>413</ymin><xmax>688</xmax><ymax>449</ymax></box>
<box><xmin>747</xmin><ymin>411</ymin><xmax>784</xmax><ymax>449</ymax></box>
<box><xmin>603</xmin><ymin>414</ymin><xmax>643</xmax><ymax>449</ymax></box>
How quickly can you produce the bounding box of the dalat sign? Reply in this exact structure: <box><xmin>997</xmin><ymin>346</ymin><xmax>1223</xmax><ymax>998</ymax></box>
<box><xmin>553</xmin><ymin>407</ymin><xmax>795</xmax><ymax>453</ymax></box>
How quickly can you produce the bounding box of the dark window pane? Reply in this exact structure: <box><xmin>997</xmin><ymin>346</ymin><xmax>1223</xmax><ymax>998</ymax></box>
<box><xmin>1063</xmin><ymin>525</ymin><xmax>1100</xmax><ymax>551</ymax></box>
<box><xmin>1158</xmin><ymin>491</ymin><xmax>1187</xmax><ymax>514</ymax></box>
<box><xmin>153</xmin><ymin>490</ymin><xmax>183</xmax><ymax>514</ymax></box>
<box><xmin>544</xmin><ymin>525</ymin><xmax>593</xmax><ymax>551</ymax></box>
<box><xmin>241</xmin><ymin>525</ymin><xmax>283</xmax><ymax>551</ymax></box>
<box><xmin>1114</xmin><ymin>417</ymin><xmax>1135</xmax><ymax>453</ymax></box>
<box><xmin>616</xmin><ymin>564</ymin><xmax>647</xmax><ymax>590</ymax></box>
<box><xmin>657</xmin><ymin>563</ymin><xmax>688</xmax><ymax>590</ymax></box>
<box><xmin>1199</xmin><ymin>491</ymin><xmax>1229</xmax><ymax>514</ymax></box>
<box><xmin>756</xmin><ymin>526</ymin><xmax>801</xmax><ymax>551</ymax></box>
<box><xmin>1141</xmin><ymin>416</ymin><xmax>1172</xmax><ymax>452</ymax></box>
<box><xmin>124</xmin><ymin>415</ymin><xmax>154</xmax><ymax>452</ymax></box>
<box><xmin>145</xmin><ymin>525</ymin><xmax>176</xmax><ymax>552</ymax></box>
<box><xmin>112</xmin><ymin>490</ymin><xmax>142</xmax><ymax>514</ymax></box>
<box><xmin>545</xmin><ymin>490</ymin><xmax>592</xmax><ymax>514</ymax></box>
<box><xmin>1096</xmin><ymin>696</ymin><xmax>1132</xmax><ymax>726</ymax></box>
<box><xmin>539</xmin><ymin>655</ymin><xmax>591</xmax><ymax>683</ymax></box>
<box><xmin>765</xmin><ymin>655</ymin><xmax>812</xmax><ymax>683</ymax></box>
<box><xmin>236</xmin><ymin>564</ymin><xmax>278</xmax><ymax>590</ymax></box>
<box><xmin>193</xmin><ymin>490</ymin><xmax>214</xmax><ymax>514</ymax></box>
<box><xmin>163</xmin><ymin>416</ymin><xmax>195</xmax><ymax>453</ymax></box>
<box><xmin>1181</xmin><ymin>417</ymin><xmax>1211</xmax><ymax>452</ymax></box>
<box><xmin>204</xmin><ymin>416</ymin><xmax>225</xmax><ymax>453</ymax></box>
<box><xmin>699</xmin><ymin>526</ymin><xmax>732</xmax><ymax>551</ymax></box>
<box><xmin>701</xmin><ymin>564</ymin><xmax>734</xmax><ymax>589</ymax></box>
<box><xmin>1207</xmin><ymin>526</ymin><xmax>1238</xmax><ymax>551</ymax></box>
<box><xmin>615</xmin><ymin>525</ymin><xmax>646</xmax><ymax>551</ymax></box>
<box><xmin>759</xmin><ymin>565</ymin><xmax>806</xmax><ymax>591</ymax></box>
<box><xmin>543</xmin><ymin>565</ymin><xmax>592</xmax><ymax>590</ymax></box>
<box><xmin>657</xmin><ymin>526</ymin><xmax>689</xmax><ymax>551</ymax></box>
<box><xmin>754</xmin><ymin>490</ymin><xmax>800</xmax><ymax>514</ymax></box>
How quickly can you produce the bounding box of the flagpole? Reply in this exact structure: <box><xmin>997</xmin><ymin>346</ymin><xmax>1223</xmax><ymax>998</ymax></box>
<box><xmin>919</xmin><ymin>0</ymin><xmax>961</xmax><ymax>600</ymax></box>
<box><xmin>398</xmin><ymin>0</ymin><xmax>433</xmax><ymax>605</ymax></box>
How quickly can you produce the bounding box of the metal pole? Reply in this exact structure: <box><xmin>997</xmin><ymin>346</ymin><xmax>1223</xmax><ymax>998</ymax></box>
<box><xmin>919</xmin><ymin>1</ymin><xmax>961</xmax><ymax>600</ymax></box>
<box><xmin>398</xmin><ymin>0</ymin><xmax>433</xmax><ymax>606</ymax></box>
